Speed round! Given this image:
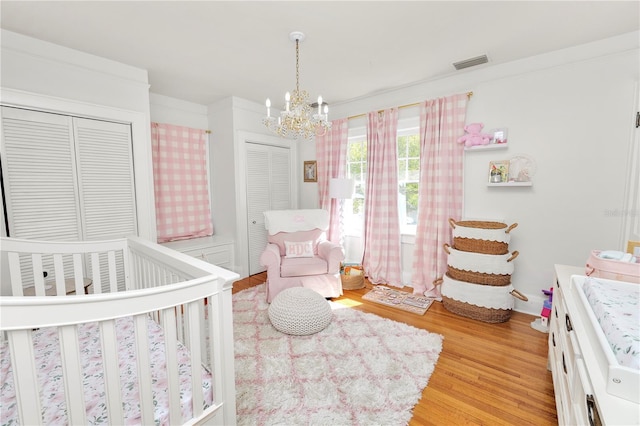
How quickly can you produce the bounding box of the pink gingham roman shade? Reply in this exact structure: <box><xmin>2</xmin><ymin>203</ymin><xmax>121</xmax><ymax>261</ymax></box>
<box><xmin>151</xmin><ymin>122</ymin><xmax>213</xmax><ymax>243</ymax></box>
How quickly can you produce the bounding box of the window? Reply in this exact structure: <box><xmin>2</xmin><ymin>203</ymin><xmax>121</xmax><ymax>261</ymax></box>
<box><xmin>345</xmin><ymin>131</ymin><xmax>367</xmax><ymax>236</ymax></box>
<box><xmin>397</xmin><ymin>126</ymin><xmax>420</xmax><ymax>234</ymax></box>
<box><xmin>344</xmin><ymin>118</ymin><xmax>420</xmax><ymax>236</ymax></box>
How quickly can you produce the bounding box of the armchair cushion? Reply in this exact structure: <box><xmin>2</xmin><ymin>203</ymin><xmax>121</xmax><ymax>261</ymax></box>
<box><xmin>281</xmin><ymin>257</ymin><xmax>329</xmax><ymax>277</ymax></box>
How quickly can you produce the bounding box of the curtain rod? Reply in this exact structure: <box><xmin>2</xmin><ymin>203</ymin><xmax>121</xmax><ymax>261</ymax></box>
<box><xmin>346</xmin><ymin>91</ymin><xmax>473</xmax><ymax>121</ymax></box>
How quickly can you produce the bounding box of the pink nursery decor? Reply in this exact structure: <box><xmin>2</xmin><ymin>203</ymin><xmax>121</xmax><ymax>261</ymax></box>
<box><xmin>151</xmin><ymin>122</ymin><xmax>213</xmax><ymax>243</ymax></box>
<box><xmin>457</xmin><ymin>122</ymin><xmax>493</xmax><ymax>147</ymax></box>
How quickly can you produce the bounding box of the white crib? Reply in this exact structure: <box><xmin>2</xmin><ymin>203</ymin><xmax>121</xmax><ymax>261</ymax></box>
<box><xmin>0</xmin><ymin>236</ymin><xmax>239</xmax><ymax>425</ymax></box>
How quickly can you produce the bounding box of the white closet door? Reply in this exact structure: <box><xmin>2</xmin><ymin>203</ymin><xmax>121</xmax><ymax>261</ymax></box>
<box><xmin>1</xmin><ymin>107</ymin><xmax>82</xmax><ymax>241</ymax></box>
<box><xmin>245</xmin><ymin>143</ymin><xmax>291</xmax><ymax>275</ymax></box>
<box><xmin>270</xmin><ymin>148</ymin><xmax>292</xmax><ymax>210</ymax></box>
<box><xmin>74</xmin><ymin>117</ymin><xmax>137</xmax><ymax>240</ymax></box>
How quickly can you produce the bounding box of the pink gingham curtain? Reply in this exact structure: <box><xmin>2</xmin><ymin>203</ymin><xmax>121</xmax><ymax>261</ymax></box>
<box><xmin>411</xmin><ymin>94</ymin><xmax>467</xmax><ymax>298</ymax></box>
<box><xmin>363</xmin><ymin>109</ymin><xmax>402</xmax><ymax>287</ymax></box>
<box><xmin>316</xmin><ymin>118</ymin><xmax>349</xmax><ymax>244</ymax></box>
<box><xmin>151</xmin><ymin>122</ymin><xmax>213</xmax><ymax>243</ymax></box>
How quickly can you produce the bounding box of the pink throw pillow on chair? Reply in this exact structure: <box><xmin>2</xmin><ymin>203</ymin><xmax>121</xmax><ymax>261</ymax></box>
<box><xmin>284</xmin><ymin>240</ymin><xmax>314</xmax><ymax>258</ymax></box>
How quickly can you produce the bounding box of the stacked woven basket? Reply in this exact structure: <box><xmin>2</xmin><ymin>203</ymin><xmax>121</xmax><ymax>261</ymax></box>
<box><xmin>440</xmin><ymin>218</ymin><xmax>528</xmax><ymax>323</ymax></box>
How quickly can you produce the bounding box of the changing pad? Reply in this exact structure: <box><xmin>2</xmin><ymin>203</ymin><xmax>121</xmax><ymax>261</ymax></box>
<box><xmin>582</xmin><ymin>277</ymin><xmax>640</xmax><ymax>370</ymax></box>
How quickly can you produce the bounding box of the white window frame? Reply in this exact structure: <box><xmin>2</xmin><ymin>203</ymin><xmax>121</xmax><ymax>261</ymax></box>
<box><xmin>396</xmin><ymin>117</ymin><xmax>420</xmax><ymax>235</ymax></box>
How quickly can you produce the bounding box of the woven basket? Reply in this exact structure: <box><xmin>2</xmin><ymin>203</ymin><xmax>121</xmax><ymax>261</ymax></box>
<box><xmin>446</xmin><ymin>268</ymin><xmax>511</xmax><ymax>286</ymax></box>
<box><xmin>444</xmin><ymin>244</ymin><xmax>518</xmax><ymax>275</ymax></box>
<box><xmin>449</xmin><ymin>218</ymin><xmax>517</xmax><ymax>254</ymax></box>
<box><xmin>453</xmin><ymin>237</ymin><xmax>509</xmax><ymax>255</ymax></box>
<box><xmin>442</xmin><ymin>296</ymin><xmax>513</xmax><ymax>323</ymax></box>
<box><xmin>341</xmin><ymin>274</ymin><xmax>365</xmax><ymax>290</ymax></box>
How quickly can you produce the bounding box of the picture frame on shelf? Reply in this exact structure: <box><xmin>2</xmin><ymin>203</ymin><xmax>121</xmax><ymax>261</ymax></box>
<box><xmin>303</xmin><ymin>160</ymin><xmax>317</xmax><ymax>182</ymax></box>
<box><xmin>627</xmin><ymin>240</ymin><xmax>640</xmax><ymax>256</ymax></box>
<box><xmin>490</xmin><ymin>128</ymin><xmax>508</xmax><ymax>145</ymax></box>
<box><xmin>488</xmin><ymin>160</ymin><xmax>510</xmax><ymax>183</ymax></box>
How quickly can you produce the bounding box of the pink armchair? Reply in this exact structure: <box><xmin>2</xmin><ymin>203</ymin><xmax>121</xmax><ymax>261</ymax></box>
<box><xmin>260</xmin><ymin>209</ymin><xmax>344</xmax><ymax>302</ymax></box>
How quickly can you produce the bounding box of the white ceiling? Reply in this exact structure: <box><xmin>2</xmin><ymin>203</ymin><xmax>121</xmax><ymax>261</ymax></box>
<box><xmin>1</xmin><ymin>1</ymin><xmax>638</xmax><ymax>108</ymax></box>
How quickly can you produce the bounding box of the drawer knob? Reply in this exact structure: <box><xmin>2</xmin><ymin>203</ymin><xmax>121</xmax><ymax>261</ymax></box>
<box><xmin>565</xmin><ymin>313</ymin><xmax>573</xmax><ymax>332</ymax></box>
<box><xmin>586</xmin><ymin>394</ymin><xmax>602</xmax><ymax>426</ymax></box>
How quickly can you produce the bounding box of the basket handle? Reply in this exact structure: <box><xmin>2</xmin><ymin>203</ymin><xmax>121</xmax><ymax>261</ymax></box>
<box><xmin>510</xmin><ymin>289</ymin><xmax>528</xmax><ymax>301</ymax></box>
<box><xmin>505</xmin><ymin>223</ymin><xmax>518</xmax><ymax>234</ymax></box>
<box><xmin>507</xmin><ymin>251</ymin><xmax>519</xmax><ymax>262</ymax></box>
<box><xmin>443</xmin><ymin>243</ymin><xmax>451</xmax><ymax>254</ymax></box>
<box><xmin>585</xmin><ymin>264</ymin><xmax>595</xmax><ymax>276</ymax></box>
<box><xmin>448</xmin><ymin>218</ymin><xmax>457</xmax><ymax>229</ymax></box>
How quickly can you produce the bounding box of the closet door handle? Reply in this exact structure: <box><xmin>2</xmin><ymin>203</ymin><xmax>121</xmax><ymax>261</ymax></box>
<box><xmin>552</xmin><ymin>332</ymin><xmax>556</xmax><ymax>347</ymax></box>
<box><xmin>561</xmin><ymin>352</ymin><xmax>567</xmax><ymax>375</ymax></box>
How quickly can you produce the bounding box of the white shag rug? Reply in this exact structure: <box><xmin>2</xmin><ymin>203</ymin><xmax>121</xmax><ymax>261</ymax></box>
<box><xmin>233</xmin><ymin>284</ymin><xmax>443</xmax><ymax>425</ymax></box>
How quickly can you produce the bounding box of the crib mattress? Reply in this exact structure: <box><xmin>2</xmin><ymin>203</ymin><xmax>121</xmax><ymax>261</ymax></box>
<box><xmin>0</xmin><ymin>316</ymin><xmax>213</xmax><ymax>425</ymax></box>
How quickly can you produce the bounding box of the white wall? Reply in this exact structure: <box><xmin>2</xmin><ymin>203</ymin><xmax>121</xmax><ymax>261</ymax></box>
<box><xmin>319</xmin><ymin>32</ymin><xmax>640</xmax><ymax>314</ymax></box>
<box><xmin>149</xmin><ymin>93</ymin><xmax>208</xmax><ymax>129</ymax></box>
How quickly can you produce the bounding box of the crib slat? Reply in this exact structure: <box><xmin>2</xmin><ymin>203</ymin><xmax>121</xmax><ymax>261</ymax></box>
<box><xmin>53</xmin><ymin>254</ymin><xmax>66</xmax><ymax>296</ymax></box>
<box><xmin>72</xmin><ymin>253</ymin><xmax>84</xmax><ymax>294</ymax></box>
<box><xmin>100</xmin><ymin>320</ymin><xmax>124</xmax><ymax>423</ymax></box>
<box><xmin>91</xmin><ymin>252</ymin><xmax>102</xmax><ymax>294</ymax></box>
<box><xmin>8</xmin><ymin>252</ymin><xmax>24</xmax><ymax>295</ymax></box>
<box><xmin>31</xmin><ymin>254</ymin><xmax>46</xmax><ymax>296</ymax></box>
<box><xmin>108</xmin><ymin>250</ymin><xmax>118</xmax><ymax>292</ymax></box>
<box><xmin>161</xmin><ymin>307</ymin><xmax>182</xmax><ymax>424</ymax></box>
<box><xmin>186</xmin><ymin>301</ymin><xmax>204</xmax><ymax>417</ymax></box>
<box><xmin>134</xmin><ymin>314</ymin><xmax>154</xmax><ymax>425</ymax></box>
<box><xmin>209</xmin><ymin>292</ymin><xmax>225</xmax><ymax>411</ymax></box>
<box><xmin>58</xmin><ymin>325</ymin><xmax>87</xmax><ymax>424</ymax></box>
<box><xmin>8</xmin><ymin>330</ymin><xmax>43</xmax><ymax>425</ymax></box>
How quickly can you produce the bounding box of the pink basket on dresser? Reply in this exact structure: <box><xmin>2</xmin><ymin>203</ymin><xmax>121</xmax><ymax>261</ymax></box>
<box><xmin>585</xmin><ymin>250</ymin><xmax>640</xmax><ymax>284</ymax></box>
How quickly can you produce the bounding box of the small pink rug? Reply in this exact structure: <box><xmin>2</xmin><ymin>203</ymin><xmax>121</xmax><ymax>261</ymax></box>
<box><xmin>233</xmin><ymin>284</ymin><xmax>443</xmax><ymax>425</ymax></box>
<box><xmin>363</xmin><ymin>285</ymin><xmax>435</xmax><ymax>315</ymax></box>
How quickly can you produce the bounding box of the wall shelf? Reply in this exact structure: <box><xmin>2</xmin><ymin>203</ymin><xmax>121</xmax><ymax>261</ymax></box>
<box><xmin>465</xmin><ymin>143</ymin><xmax>508</xmax><ymax>152</ymax></box>
<box><xmin>487</xmin><ymin>181</ymin><xmax>533</xmax><ymax>187</ymax></box>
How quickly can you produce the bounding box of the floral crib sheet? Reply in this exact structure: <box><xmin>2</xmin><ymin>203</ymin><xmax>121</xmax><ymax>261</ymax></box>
<box><xmin>582</xmin><ymin>277</ymin><xmax>640</xmax><ymax>370</ymax></box>
<box><xmin>0</xmin><ymin>316</ymin><xmax>213</xmax><ymax>425</ymax></box>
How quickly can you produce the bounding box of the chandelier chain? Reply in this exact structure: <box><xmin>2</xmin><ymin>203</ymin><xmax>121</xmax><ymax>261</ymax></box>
<box><xmin>295</xmin><ymin>39</ymin><xmax>300</xmax><ymax>94</ymax></box>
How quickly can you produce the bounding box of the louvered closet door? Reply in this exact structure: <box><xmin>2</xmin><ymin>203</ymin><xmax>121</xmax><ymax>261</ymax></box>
<box><xmin>74</xmin><ymin>117</ymin><xmax>137</xmax><ymax>240</ymax></box>
<box><xmin>245</xmin><ymin>143</ymin><xmax>291</xmax><ymax>275</ymax></box>
<box><xmin>1</xmin><ymin>107</ymin><xmax>82</xmax><ymax>241</ymax></box>
<box><xmin>74</xmin><ymin>117</ymin><xmax>136</xmax><ymax>292</ymax></box>
<box><xmin>1</xmin><ymin>107</ymin><xmax>137</xmax><ymax>291</ymax></box>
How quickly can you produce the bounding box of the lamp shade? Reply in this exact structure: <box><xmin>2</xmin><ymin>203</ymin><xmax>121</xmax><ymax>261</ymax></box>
<box><xmin>329</xmin><ymin>178</ymin><xmax>355</xmax><ymax>199</ymax></box>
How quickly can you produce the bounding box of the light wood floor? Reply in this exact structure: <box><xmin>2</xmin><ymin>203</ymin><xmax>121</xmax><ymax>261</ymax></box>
<box><xmin>233</xmin><ymin>273</ymin><xmax>558</xmax><ymax>426</ymax></box>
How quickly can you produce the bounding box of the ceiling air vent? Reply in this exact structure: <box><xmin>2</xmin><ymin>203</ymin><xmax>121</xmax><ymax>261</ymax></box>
<box><xmin>453</xmin><ymin>54</ymin><xmax>489</xmax><ymax>70</ymax></box>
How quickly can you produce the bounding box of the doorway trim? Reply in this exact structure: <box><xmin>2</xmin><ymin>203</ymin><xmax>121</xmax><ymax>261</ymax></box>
<box><xmin>234</xmin><ymin>131</ymin><xmax>299</xmax><ymax>277</ymax></box>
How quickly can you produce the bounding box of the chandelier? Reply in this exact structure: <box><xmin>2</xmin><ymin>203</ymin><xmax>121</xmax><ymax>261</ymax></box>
<box><xmin>263</xmin><ymin>31</ymin><xmax>331</xmax><ymax>140</ymax></box>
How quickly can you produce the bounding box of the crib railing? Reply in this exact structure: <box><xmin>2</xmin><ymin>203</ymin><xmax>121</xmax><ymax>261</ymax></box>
<box><xmin>0</xmin><ymin>235</ymin><xmax>238</xmax><ymax>426</ymax></box>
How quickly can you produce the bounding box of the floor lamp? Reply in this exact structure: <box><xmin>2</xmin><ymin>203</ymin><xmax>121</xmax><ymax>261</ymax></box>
<box><xmin>329</xmin><ymin>178</ymin><xmax>355</xmax><ymax>246</ymax></box>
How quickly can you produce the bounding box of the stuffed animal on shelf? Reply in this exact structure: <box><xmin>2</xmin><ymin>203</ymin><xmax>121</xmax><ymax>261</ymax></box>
<box><xmin>457</xmin><ymin>122</ymin><xmax>493</xmax><ymax>147</ymax></box>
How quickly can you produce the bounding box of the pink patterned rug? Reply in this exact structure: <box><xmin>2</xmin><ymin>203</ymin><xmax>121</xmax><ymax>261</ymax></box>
<box><xmin>233</xmin><ymin>284</ymin><xmax>443</xmax><ymax>425</ymax></box>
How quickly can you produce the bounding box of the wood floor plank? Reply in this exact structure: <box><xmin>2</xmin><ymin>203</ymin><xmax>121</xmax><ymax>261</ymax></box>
<box><xmin>232</xmin><ymin>274</ymin><xmax>557</xmax><ymax>425</ymax></box>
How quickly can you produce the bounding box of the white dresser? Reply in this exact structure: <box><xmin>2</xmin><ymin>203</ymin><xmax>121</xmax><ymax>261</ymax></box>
<box><xmin>162</xmin><ymin>235</ymin><xmax>235</xmax><ymax>271</ymax></box>
<box><xmin>549</xmin><ymin>264</ymin><xmax>639</xmax><ymax>425</ymax></box>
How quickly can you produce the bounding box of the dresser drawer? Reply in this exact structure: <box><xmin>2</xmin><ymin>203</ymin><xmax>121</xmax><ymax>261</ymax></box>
<box><xmin>162</xmin><ymin>236</ymin><xmax>235</xmax><ymax>270</ymax></box>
